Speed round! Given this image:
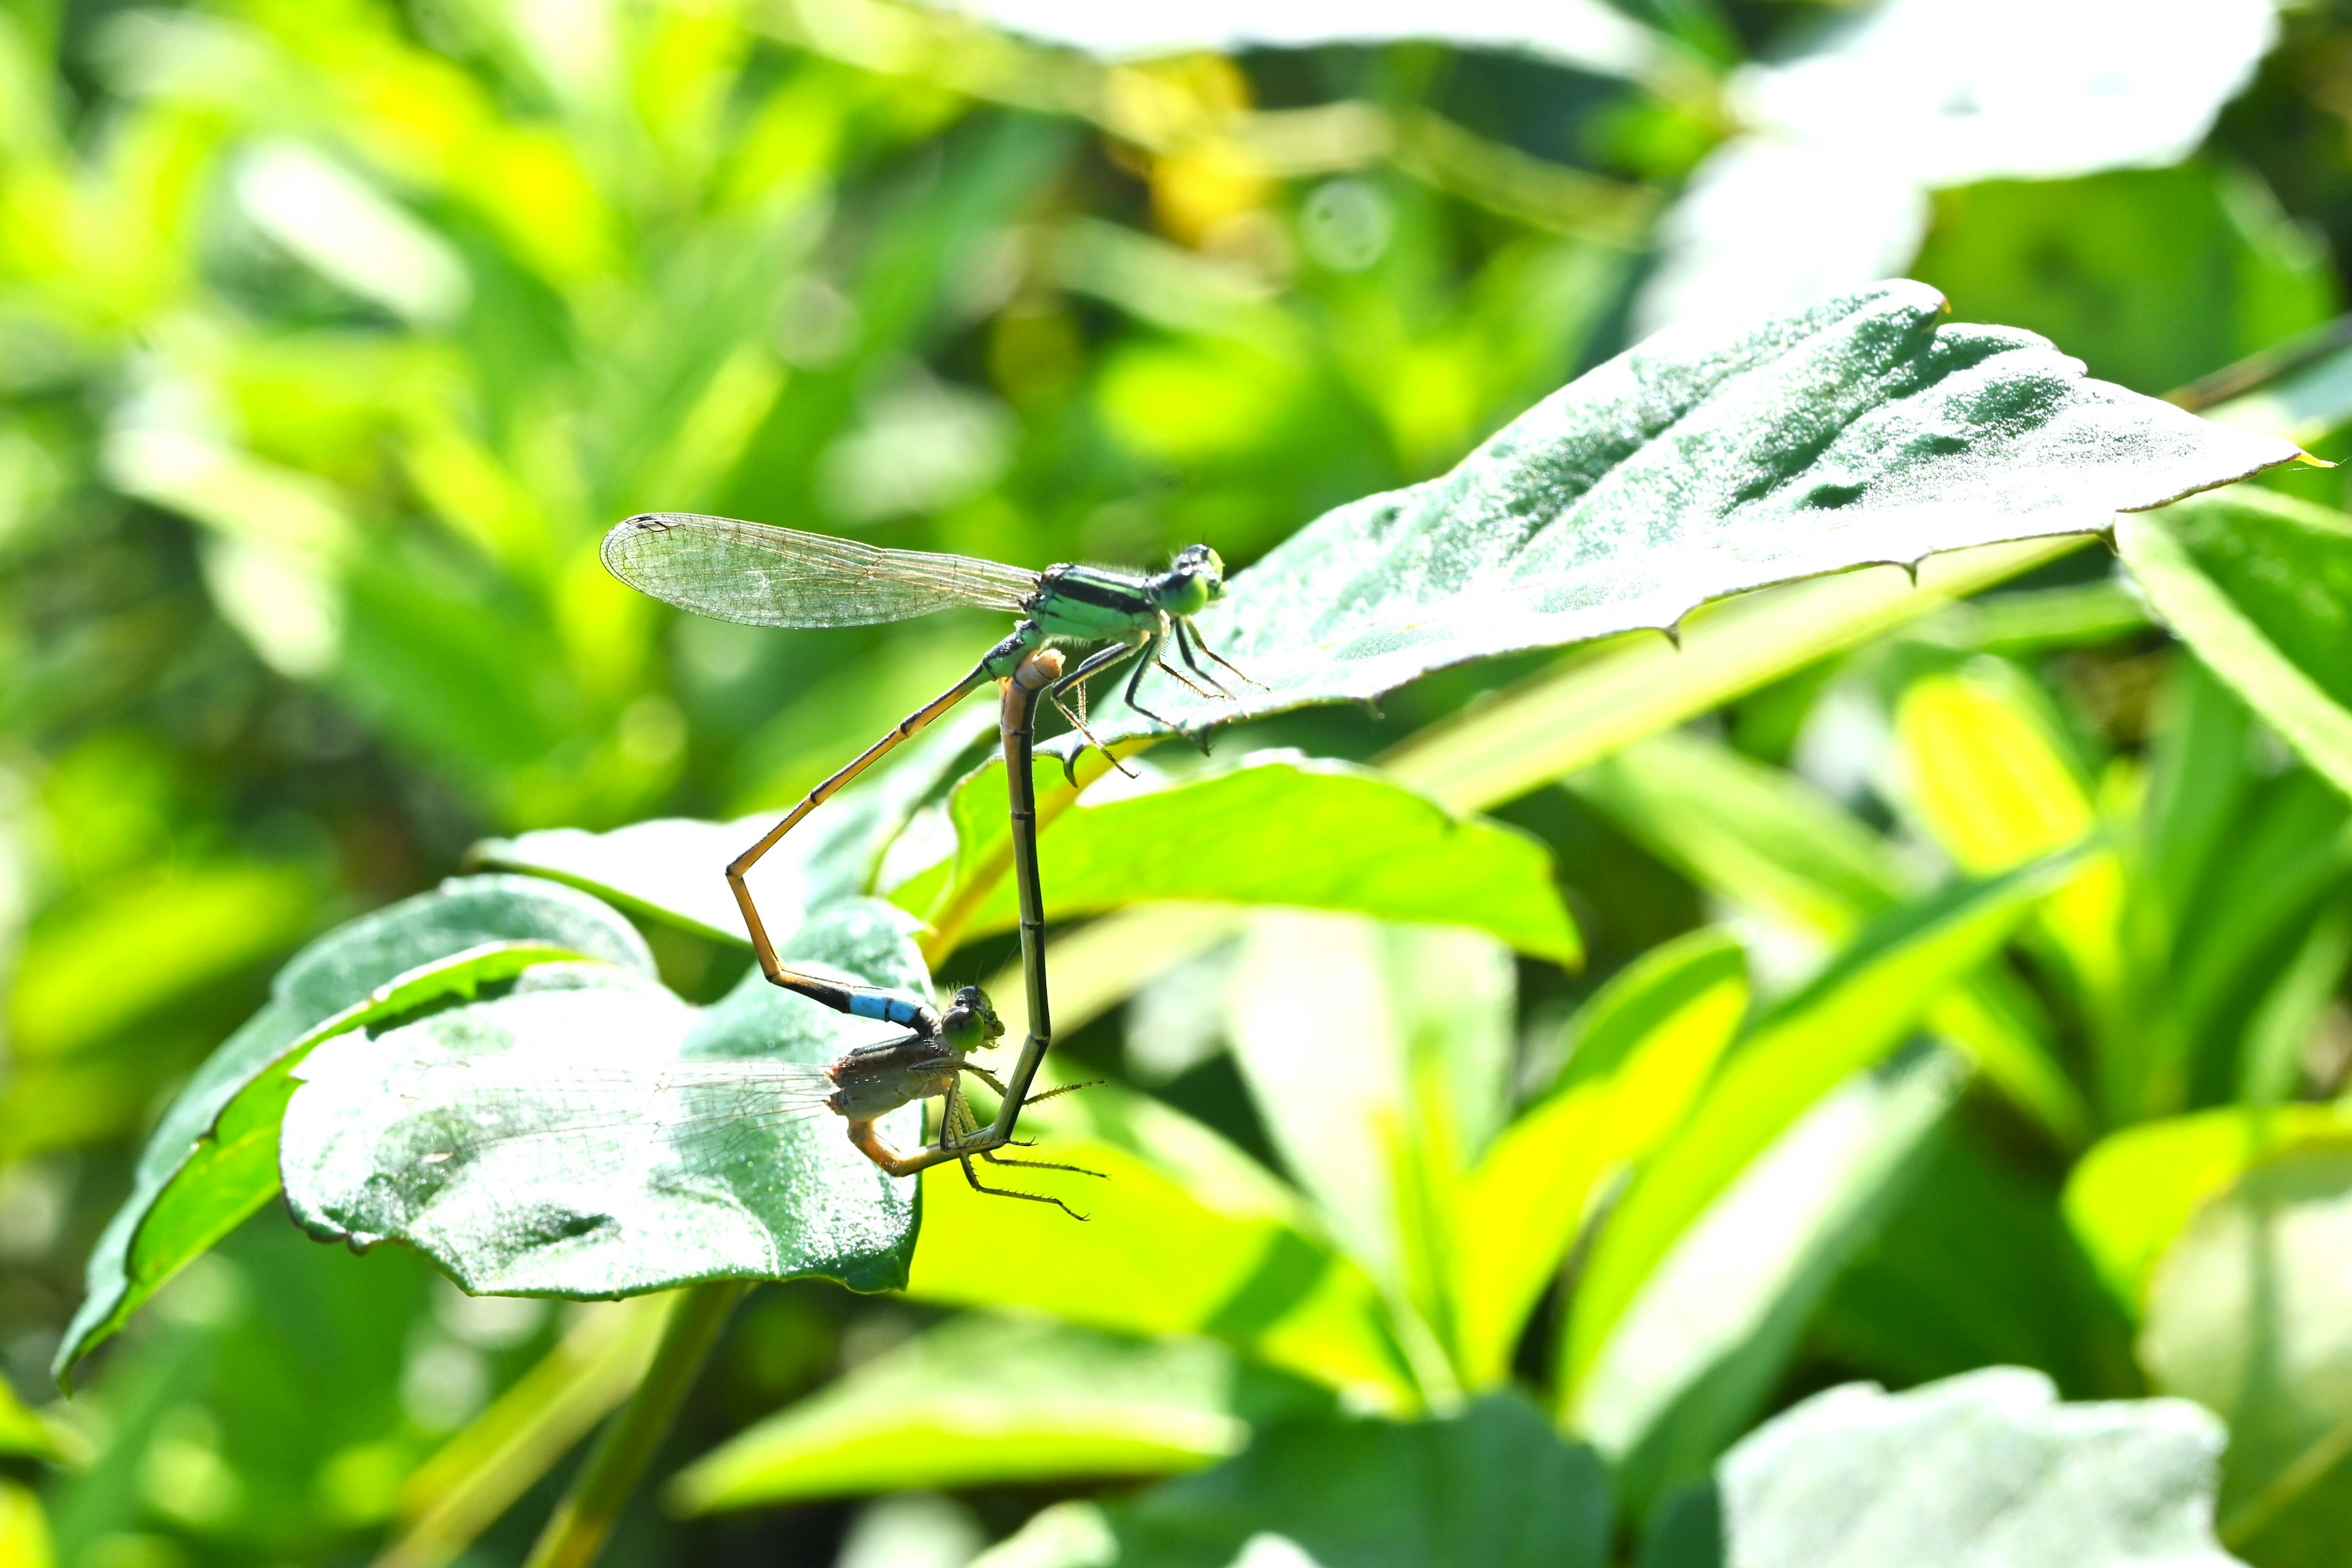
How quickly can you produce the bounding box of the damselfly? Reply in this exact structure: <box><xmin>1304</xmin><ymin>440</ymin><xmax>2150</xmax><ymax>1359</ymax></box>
<box><xmin>600</xmin><ymin>513</ymin><xmax>1256</xmax><ymax>1016</ymax></box>
<box><xmin>396</xmin><ymin>971</ymin><xmax>1098</xmax><ymax>1219</ymax></box>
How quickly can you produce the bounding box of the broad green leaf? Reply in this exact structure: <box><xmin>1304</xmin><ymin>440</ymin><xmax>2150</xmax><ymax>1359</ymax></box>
<box><xmin>473</xmin><ymin>703</ymin><xmax>998</xmax><ymax>944</ymax></box>
<box><xmin>1679</xmin><ymin>1368</ymin><xmax>2241</xmax><ymax>1568</ymax></box>
<box><xmin>2063</xmin><ymin>1102</ymin><xmax>2352</xmax><ymax>1314</ymax></box>
<box><xmin>2117</xmin><ymin>489</ymin><xmax>2352</xmax><ymax>800</ymax></box>
<box><xmin>1570</xmin><ymin>1052</ymin><xmax>1961</xmax><ymax>1511</ymax></box>
<box><xmin>971</xmin><ymin>1396</ymin><xmax>1611</xmax><ymax>1568</ymax></box>
<box><xmin>671</xmin><ymin>1314</ymin><xmax>1335</xmax><ymax>1512</ymax></box>
<box><xmin>56</xmin><ymin>875</ymin><xmax>651</xmax><ymax>1385</ymax></box>
<box><xmin>2143</xmin><ymin>1148</ymin><xmax>2352</xmax><ymax>1564</ymax></box>
<box><xmin>281</xmin><ymin>899</ymin><xmax>932</xmax><ymax>1297</ymax></box>
<box><xmin>906</xmin><ymin>1074</ymin><xmax>1415</xmax><ymax>1411</ymax></box>
<box><xmin>8</xmin><ymin>861</ymin><xmax>318</xmax><ymax>1058</ymax></box>
<box><xmin>922</xmin><ymin>750</ymin><xmax>1580</xmax><ymax>962</ymax></box>
<box><xmin>1562</xmin><ymin>856</ymin><xmax>2073</xmax><ymax>1403</ymax></box>
<box><xmin>1385</xmin><ymin>537</ymin><xmax>2084</xmax><ymax>815</ymax></box>
<box><xmin>471</xmin><ymin>817</ymin><xmax>769</xmax><ymax>944</ymax></box>
<box><xmin>1019</xmin><ymin>537</ymin><xmax>2092</xmax><ymax>1057</ymax></box>
<box><xmin>1453</xmin><ymin>930</ymin><xmax>1746</xmax><ymax>1389</ymax></box>
<box><xmin>1049</xmin><ymin>282</ymin><xmax>2295</xmax><ymax>751</ymax></box>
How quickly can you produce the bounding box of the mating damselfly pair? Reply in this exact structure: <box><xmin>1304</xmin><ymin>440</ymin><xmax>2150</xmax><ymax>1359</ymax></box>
<box><xmin>583</xmin><ymin>511</ymin><xmax>1257</xmax><ymax>1216</ymax></box>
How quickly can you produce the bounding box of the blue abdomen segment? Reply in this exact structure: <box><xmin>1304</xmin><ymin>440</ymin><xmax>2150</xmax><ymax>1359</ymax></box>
<box><xmin>848</xmin><ymin>992</ymin><xmax>925</xmax><ymax>1026</ymax></box>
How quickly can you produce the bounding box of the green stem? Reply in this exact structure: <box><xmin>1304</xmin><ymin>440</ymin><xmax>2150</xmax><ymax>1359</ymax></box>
<box><xmin>522</xmin><ymin>1281</ymin><xmax>748</xmax><ymax>1568</ymax></box>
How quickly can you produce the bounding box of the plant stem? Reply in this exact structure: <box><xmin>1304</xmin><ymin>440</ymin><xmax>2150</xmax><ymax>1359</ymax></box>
<box><xmin>521</xmin><ymin>1280</ymin><xmax>748</xmax><ymax>1568</ymax></box>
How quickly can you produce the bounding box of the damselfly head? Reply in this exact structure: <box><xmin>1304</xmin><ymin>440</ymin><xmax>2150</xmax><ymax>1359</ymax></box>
<box><xmin>1163</xmin><ymin>544</ymin><xmax>1227</xmax><ymax>612</ymax></box>
<box><xmin>941</xmin><ymin>984</ymin><xmax>1005</xmax><ymax>1052</ymax></box>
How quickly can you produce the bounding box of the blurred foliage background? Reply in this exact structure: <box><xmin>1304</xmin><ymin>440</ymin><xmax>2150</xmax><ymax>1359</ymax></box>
<box><xmin>10</xmin><ymin>0</ymin><xmax>2352</xmax><ymax>1564</ymax></box>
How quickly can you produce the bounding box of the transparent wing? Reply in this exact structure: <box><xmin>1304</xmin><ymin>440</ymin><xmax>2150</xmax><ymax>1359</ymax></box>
<box><xmin>394</xmin><ymin>1055</ymin><xmax>851</xmax><ymax>1167</ymax></box>
<box><xmin>602</xmin><ymin>513</ymin><xmax>1040</xmax><ymax>628</ymax></box>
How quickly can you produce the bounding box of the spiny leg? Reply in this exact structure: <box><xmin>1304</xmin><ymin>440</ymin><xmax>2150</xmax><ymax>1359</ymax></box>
<box><xmin>1120</xmin><ymin>629</ymin><xmax>1205</xmax><ymax>750</ymax></box>
<box><xmin>1048</xmin><ymin>638</ymin><xmax>1146</xmax><ymax>782</ymax></box>
<box><xmin>1170</xmin><ymin>617</ymin><xmax>1234</xmax><ymax>698</ymax></box>
<box><xmin>958</xmin><ymin>1153</ymin><xmax>1089</xmax><ymax>1220</ymax></box>
<box><xmin>979</xmin><ymin>1146</ymin><xmax>1106</xmax><ymax>1179</ymax></box>
<box><xmin>1183</xmin><ymin>619</ymin><xmax>1267</xmax><ymax>690</ymax></box>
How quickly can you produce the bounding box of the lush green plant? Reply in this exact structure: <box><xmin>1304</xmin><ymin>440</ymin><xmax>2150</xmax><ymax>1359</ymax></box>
<box><xmin>15</xmin><ymin>4</ymin><xmax>2352</xmax><ymax>1568</ymax></box>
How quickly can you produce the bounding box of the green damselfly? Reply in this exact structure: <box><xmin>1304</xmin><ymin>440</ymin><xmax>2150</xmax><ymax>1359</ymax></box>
<box><xmin>600</xmin><ymin>513</ymin><xmax>1255</xmax><ymax>1017</ymax></box>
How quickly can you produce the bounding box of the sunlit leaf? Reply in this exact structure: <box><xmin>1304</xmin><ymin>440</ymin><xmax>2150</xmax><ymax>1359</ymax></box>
<box><xmin>1813</xmin><ymin>1134</ymin><xmax>2138</xmax><ymax>1400</ymax></box>
<box><xmin>2117</xmin><ymin>489</ymin><xmax>2352</xmax><ymax>801</ymax></box>
<box><xmin>672</xmin><ymin>1314</ymin><xmax>1334</xmax><ymax>1512</ymax></box>
<box><xmin>971</xmin><ymin>1396</ymin><xmax>1611</xmax><ymax>1568</ymax></box>
<box><xmin>1653</xmin><ymin>1368</ymin><xmax>2242</xmax><ymax>1568</ymax></box>
<box><xmin>2143</xmin><ymin>1147</ymin><xmax>2352</xmax><ymax>1566</ymax></box>
<box><xmin>281</xmin><ymin>900</ymin><xmax>932</xmax><ymax>1297</ymax></box>
<box><xmin>1570</xmin><ymin>1052</ymin><xmax>1961</xmax><ymax>1511</ymax></box>
<box><xmin>1050</xmin><ymin>282</ymin><xmax>2294</xmax><ymax>752</ymax></box>
<box><xmin>927</xmin><ymin>750</ymin><xmax>1580</xmax><ymax>960</ymax></box>
<box><xmin>1452</xmin><ymin>930</ymin><xmax>1746</xmax><ymax>1389</ymax></box>
<box><xmin>1562</xmin><ymin>856</ymin><xmax>2075</xmax><ymax>1406</ymax></box>
<box><xmin>1575</xmin><ymin>733</ymin><xmax>2090</xmax><ymax>1147</ymax></box>
<box><xmin>2062</xmin><ymin>1102</ymin><xmax>2352</xmax><ymax>1315</ymax></box>
<box><xmin>56</xmin><ymin>875</ymin><xmax>651</xmax><ymax>1385</ymax></box>
<box><xmin>1893</xmin><ymin>663</ymin><xmax>2126</xmax><ymax>1018</ymax></box>
<box><xmin>473</xmin><ymin>704</ymin><xmax>998</xmax><ymax>944</ymax></box>
<box><xmin>907</xmin><ymin>1075</ymin><xmax>1414</xmax><ymax>1411</ymax></box>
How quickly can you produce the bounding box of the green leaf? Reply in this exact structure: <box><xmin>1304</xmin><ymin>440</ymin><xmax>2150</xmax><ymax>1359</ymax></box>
<box><xmin>1687</xmin><ymin>1369</ymin><xmax>2241</xmax><ymax>1568</ymax></box>
<box><xmin>1218</xmin><ymin>914</ymin><xmax>1515</xmax><ymax>1347</ymax></box>
<box><xmin>1562</xmin><ymin>856</ymin><xmax>2074</xmax><ymax>1405</ymax></box>
<box><xmin>1050</xmin><ymin>281</ymin><xmax>2295</xmax><ymax>751</ymax></box>
<box><xmin>1569</xmin><ymin>729</ymin><xmax>2090</xmax><ymax>1145</ymax></box>
<box><xmin>1569</xmin><ymin>1052</ymin><xmax>1962</xmax><ymax>1512</ymax></box>
<box><xmin>2117</xmin><ymin>489</ymin><xmax>2352</xmax><ymax>800</ymax></box>
<box><xmin>0</xmin><ymin>1372</ymin><xmax>60</xmax><ymax>1464</ymax></box>
<box><xmin>280</xmin><ymin>899</ymin><xmax>931</xmax><ymax>1297</ymax></box>
<box><xmin>473</xmin><ymin>704</ymin><xmax>998</xmax><ymax>944</ymax></box>
<box><xmin>906</xmin><ymin>1074</ymin><xmax>1415</xmax><ymax>1410</ymax></box>
<box><xmin>1571</xmin><ymin>733</ymin><xmax>1915</xmax><ymax>938</ymax></box>
<box><xmin>1813</xmin><ymin>1133</ymin><xmax>2138</xmax><ymax>1400</ymax></box>
<box><xmin>671</xmin><ymin>1314</ymin><xmax>1335</xmax><ymax>1512</ymax></box>
<box><xmin>2143</xmin><ymin>1147</ymin><xmax>2352</xmax><ymax>1564</ymax></box>
<box><xmin>1452</xmin><ymin>930</ymin><xmax>1746</xmax><ymax>1389</ymax></box>
<box><xmin>972</xmin><ymin>1396</ymin><xmax>1611</xmax><ymax>1568</ymax></box>
<box><xmin>1891</xmin><ymin>662</ymin><xmax>2126</xmax><ymax>1020</ymax></box>
<box><xmin>56</xmin><ymin>875</ymin><xmax>651</xmax><ymax>1385</ymax></box>
<box><xmin>475</xmin><ymin>816</ymin><xmax>769</xmax><ymax>945</ymax></box>
<box><xmin>377</xmin><ymin>1297</ymin><xmax>672</xmax><ymax>1568</ymax></box>
<box><xmin>927</xmin><ymin>750</ymin><xmax>1579</xmax><ymax>960</ymax></box>
<box><xmin>2062</xmin><ymin>1102</ymin><xmax>2352</xmax><ymax>1314</ymax></box>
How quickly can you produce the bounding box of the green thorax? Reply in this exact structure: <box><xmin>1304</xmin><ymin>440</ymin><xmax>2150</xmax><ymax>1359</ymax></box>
<box><xmin>1027</xmin><ymin>563</ymin><xmax>1160</xmax><ymax>639</ymax></box>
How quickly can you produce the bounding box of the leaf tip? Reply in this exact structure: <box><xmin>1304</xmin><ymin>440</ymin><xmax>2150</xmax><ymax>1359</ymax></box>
<box><xmin>2296</xmin><ymin>448</ymin><xmax>2337</xmax><ymax>469</ymax></box>
<box><xmin>1659</xmin><ymin>622</ymin><xmax>1683</xmax><ymax>651</ymax></box>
